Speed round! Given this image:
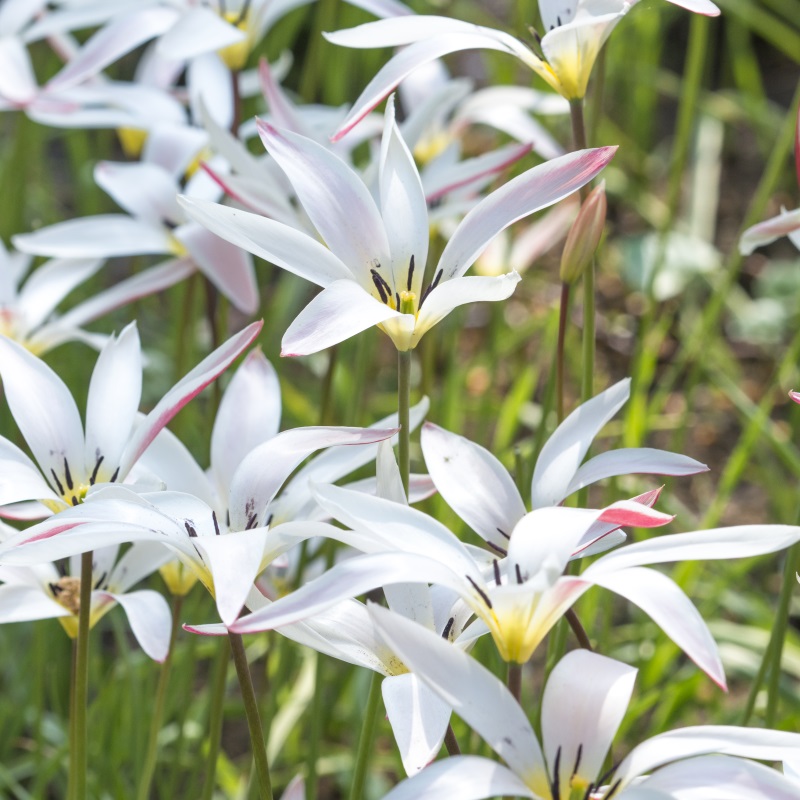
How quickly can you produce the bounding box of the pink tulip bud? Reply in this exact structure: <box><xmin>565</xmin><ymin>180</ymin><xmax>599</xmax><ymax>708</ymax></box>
<box><xmin>559</xmin><ymin>181</ymin><xmax>607</xmax><ymax>284</ymax></box>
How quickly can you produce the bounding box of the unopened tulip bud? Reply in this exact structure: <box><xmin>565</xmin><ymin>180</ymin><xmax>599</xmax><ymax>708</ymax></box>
<box><xmin>559</xmin><ymin>182</ymin><xmax>607</xmax><ymax>284</ymax></box>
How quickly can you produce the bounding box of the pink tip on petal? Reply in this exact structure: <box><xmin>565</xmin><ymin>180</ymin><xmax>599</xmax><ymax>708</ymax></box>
<box><xmin>790</xmin><ymin>390</ymin><xmax>800</xmax><ymax>405</ymax></box>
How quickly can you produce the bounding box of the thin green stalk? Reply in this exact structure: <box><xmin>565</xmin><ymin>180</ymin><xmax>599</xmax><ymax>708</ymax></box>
<box><xmin>229</xmin><ymin>632</ymin><xmax>273</xmax><ymax>800</ymax></box>
<box><xmin>319</xmin><ymin>346</ymin><xmax>339</xmax><ymax>427</ymax></box>
<box><xmin>72</xmin><ymin>551</ymin><xmax>94</xmax><ymax>800</ymax></box>
<box><xmin>136</xmin><ymin>595</ymin><xmax>184</xmax><ymax>800</ymax></box>
<box><xmin>556</xmin><ymin>282</ymin><xmax>570</xmax><ymax>422</ymax></box>
<box><xmin>398</xmin><ymin>350</ymin><xmax>412</xmax><ymax>495</ymax></box>
<box><xmin>67</xmin><ymin>640</ymin><xmax>77</xmax><ymax>800</ymax></box>
<box><xmin>305</xmin><ymin>651</ymin><xmax>324</xmax><ymax>800</ymax></box>
<box><xmin>201</xmin><ymin>636</ymin><xmax>231</xmax><ymax>800</ymax></box>
<box><xmin>565</xmin><ymin>609</ymin><xmax>592</xmax><ymax>651</ymax></box>
<box><xmin>348</xmin><ymin>671</ymin><xmax>383</xmax><ymax>800</ymax></box>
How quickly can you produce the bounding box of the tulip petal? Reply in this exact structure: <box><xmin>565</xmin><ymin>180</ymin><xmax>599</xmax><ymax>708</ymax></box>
<box><xmin>739</xmin><ymin>207</ymin><xmax>800</xmax><ymax>255</ymax></box>
<box><xmin>94</xmin><ymin>161</ymin><xmax>182</xmax><ymax>226</ymax></box>
<box><xmin>155</xmin><ymin>7</ymin><xmax>244</xmax><ymax>61</ymax></box>
<box><xmin>103</xmin><ymin>589</ymin><xmax>172</xmax><ymax>662</ymax></box>
<box><xmin>0</xmin><ymin>584</ymin><xmax>70</xmax><ymax>622</ymax></box>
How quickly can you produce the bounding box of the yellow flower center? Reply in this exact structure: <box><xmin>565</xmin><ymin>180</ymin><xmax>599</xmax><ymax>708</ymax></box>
<box><xmin>218</xmin><ymin>12</ymin><xmax>250</xmax><ymax>71</ymax></box>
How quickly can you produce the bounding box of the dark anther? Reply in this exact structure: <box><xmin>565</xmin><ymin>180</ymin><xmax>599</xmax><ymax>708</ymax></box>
<box><xmin>466</xmin><ymin>575</ymin><xmax>493</xmax><ymax>608</ymax></box>
<box><xmin>496</xmin><ymin>527</ymin><xmax>510</xmax><ymax>540</ymax></box>
<box><xmin>50</xmin><ymin>469</ymin><xmax>65</xmax><ymax>496</ymax></box>
<box><xmin>604</xmin><ymin>779</ymin><xmax>622</xmax><ymax>799</ymax></box>
<box><xmin>90</xmin><ymin>455</ymin><xmax>105</xmax><ymax>485</ymax></box>
<box><xmin>49</xmin><ymin>582</ymin><xmax>62</xmax><ymax>595</ymax></box>
<box><xmin>71</xmin><ymin>497</ymin><xmax>79</xmax><ymax>506</ymax></box>
<box><xmin>93</xmin><ymin>572</ymin><xmax>107</xmax><ymax>590</ymax></box>
<box><xmin>395</xmin><ymin>291</ymin><xmax>401</xmax><ymax>310</ymax></box>
<box><xmin>493</xmin><ymin>559</ymin><xmax>501</xmax><ymax>586</ymax></box>
<box><xmin>572</xmin><ymin>743</ymin><xmax>583</xmax><ymax>777</ymax></box>
<box><xmin>487</xmin><ymin>541</ymin><xmax>507</xmax><ymax>557</ymax></box>
<box><xmin>407</xmin><ymin>255</ymin><xmax>415</xmax><ymax>291</ymax></box>
<box><xmin>184</xmin><ymin>521</ymin><xmax>198</xmax><ymax>538</ymax></box>
<box><xmin>515</xmin><ymin>563</ymin><xmax>524</xmax><ymax>585</ymax></box>
<box><xmin>212</xmin><ymin>511</ymin><xmax>220</xmax><ymax>536</ymax></box>
<box><xmin>442</xmin><ymin>617</ymin><xmax>454</xmax><ymax>639</ymax></box>
<box><xmin>557</xmin><ymin>15</ymin><xmax>562</xmax><ymax>25</ymax></box>
<box><xmin>265</xmin><ymin>513</ymin><xmax>273</xmax><ymax>527</ymax></box>
<box><xmin>595</xmin><ymin>759</ymin><xmax>622</xmax><ymax>790</ymax></box>
<box><xmin>551</xmin><ymin>746</ymin><xmax>562</xmax><ymax>800</ymax></box>
<box><xmin>371</xmin><ymin>268</ymin><xmax>392</xmax><ymax>304</ymax></box>
<box><xmin>110</xmin><ymin>467</ymin><xmax>120</xmax><ymax>483</ymax></box>
<box><xmin>419</xmin><ymin>268</ymin><xmax>444</xmax><ymax>308</ymax></box>
<box><xmin>63</xmin><ymin>458</ymin><xmax>74</xmax><ymax>490</ymax></box>
<box><xmin>237</xmin><ymin>0</ymin><xmax>252</xmax><ymax>24</ymax></box>
<box><xmin>226</xmin><ymin>510</ymin><xmax>231</xmax><ymax>527</ymax></box>
<box><xmin>246</xmin><ymin>513</ymin><xmax>258</xmax><ymax>530</ymax></box>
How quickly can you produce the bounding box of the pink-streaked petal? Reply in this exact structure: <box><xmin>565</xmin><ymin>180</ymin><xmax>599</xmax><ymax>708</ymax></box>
<box><xmin>370</xmin><ymin>604</ymin><xmax>548</xmax><ymax>791</ymax></box>
<box><xmin>531</xmin><ymin>377</ymin><xmax>630</xmax><ymax>508</ymax></box>
<box><xmin>566</xmin><ymin>447</ymin><xmax>708</xmax><ymax>497</ymax></box>
<box><xmin>175</xmin><ymin>223</ymin><xmax>258</xmax><ymax>314</ymax></box>
<box><xmin>155</xmin><ymin>7</ymin><xmax>244</xmax><ymax>61</ymax></box>
<box><xmin>46</xmin><ymin>8</ymin><xmax>180</xmax><ymax>92</ymax></box>
<box><xmin>382</xmin><ymin>756</ymin><xmax>536</xmax><ymax>800</ymax></box>
<box><xmin>0</xmin><ymin>36</ymin><xmax>37</xmax><ymax>105</ymax></box>
<box><xmin>542</xmin><ymin>650</ymin><xmax>636</xmax><ymax>794</ymax></box>
<box><xmin>12</xmin><ymin>216</ymin><xmax>173</xmax><ymax>259</ymax></box>
<box><xmin>227</xmin><ymin>425</ymin><xmax>397</xmax><ymax>531</ymax></box>
<box><xmin>281</xmin><ymin>280</ymin><xmax>404</xmax><ymax>357</ymax></box>
<box><xmin>617</xmin><ymin>727</ymin><xmax>800</xmax><ymax>788</ymax></box>
<box><xmin>739</xmin><ymin>207</ymin><xmax>800</xmax><ymax>255</ymax></box>
<box><xmin>230</xmin><ymin>552</ymin><xmax>468</xmax><ymax>634</ymax></box>
<box><xmin>380</xmin><ymin>95</ymin><xmax>428</xmax><ymax>296</ymax></box>
<box><xmin>257</xmin><ymin>120</ymin><xmax>391</xmax><ymax>282</ymax></box>
<box><xmin>177</xmin><ymin>196</ymin><xmax>351</xmax><ymax>288</ymax></box>
<box><xmin>383</xmin><ymin>673</ymin><xmax>451</xmax><ymax>776</ymax></box>
<box><xmin>94</xmin><ymin>161</ymin><xmax>181</xmax><ymax>226</ymax></box>
<box><xmin>421</xmin><ymin>422</ymin><xmax>526</xmax><ymax>548</ymax></box>
<box><xmin>258</xmin><ymin>57</ymin><xmax>310</xmax><ymax>137</ymax></box>
<box><xmin>0</xmin><ymin>336</ymin><xmax>84</xmax><ymax>493</ymax></box>
<box><xmin>118</xmin><ymin>321</ymin><xmax>263</xmax><ymax>478</ymax></box>
<box><xmin>16</xmin><ymin>257</ymin><xmax>104</xmax><ymax>331</ymax></box>
<box><xmin>103</xmin><ymin>589</ymin><xmax>172</xmax><ymax>662</ymax></box>
<box><xmin>415</xmin><ymin>273</ymin><xmax>520</xmax><ymax>346</ymax></box>
<box><xmin>437</xmin><ymin>147</ymin><xmax>617</xmax><ymax>282</ymax></box>
<box><xmin>84</xmin><ymin>323</ymin><xmax>142</xmax><ymax>484</ymax></box>
<box><xmin>211</xmin><ymin>350</ymin><xmax>281</xmax><ymax>503</ymax></box>
<box><xmin>0</xmin><ymin>500</ymin><xmax>52</xmax><ymax>521</ymax></box>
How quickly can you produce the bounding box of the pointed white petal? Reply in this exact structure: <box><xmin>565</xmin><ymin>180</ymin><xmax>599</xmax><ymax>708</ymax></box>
<box><xmin>0</xmin><ymin>336</ymin><xmax>84</xmax><ymax>495</ymax></box>
<box><xmin>177</xmin><ymin>196</ymin><xmax>351</xmax><ymax>288</ymax></box>
<box><xmin>566</xmin><ymin>447</ymin><xmax>708</xmax><ymax>497</ymax></box>
<box><xmin>281</xmin><ymin>280</ymin><xmax>404</xmax><ymax>356</ymax></box>
<box><xmin>108</xmin><ymin>541</ymin><xmax>172</xmax><ymax>594</ymax></box>
<box><xmin>12</xmin><ymin>216</ymin><xmax>173</xmax><ymax>259</ymax></box>
<box><xmin>421</xmin><ymin>423</ymin><xmax>525</xmax><ymax>549</ymax></box>
<box><xmin>0</xmin><ymin>437</ymin><xmax>62</xmax><ymax>506</ymax></box>
<box><xmin>589</xmin><ymin>567</ymin><xmax>726</xmax><ymax>688</ymax></box>
<box><xmin>257</xmin><ymin>120</ymin><xmax>391</xmax><ymax>283</ymax></box>
<box><xmin>437</xmin><ymin>147</ymin><xmax>616</xmax><ymax>282</ymax></box>
<box><xmin>103</xmin><ymin>589</ymin><xmax>172</xmax><ymax>662</ymax></box>
<box><xmin>175</xmin><ymin>223</ymin><xmax>258</xmax><ymax>313</ymax></box>
<box><xmin>369</xmin><ymin>604</ymin><xmax>549</xmax><ymax>791</ymax></box>
<box><xmin>531</xmin><ymin>377</ymin><xmax>630</xmax><ymax>508</ymax></box>
<box><xmin>227</xmin><ymin>425</ymin><xmax>396</xmax><ymax>531</ymax></box>
<box><xmin>383</xmin><ymin>673</ymin><xmax>451</xmax><ymax>776</ymax></box>
<box><xmin>84</xmin><ymin>323</ymin><xmax>142</xmax><ymax>484</ymax></box>
<box><xmin>0</xmin><ymin>36</ymin><xmax>38</xmax><ymax>105</ymax></box>
<box><xmin>155</xmin><ymin>7</ymin><xmax>244</xmax><ymax>61</ymax></box>
<box><xmin>118</xmin><ymin>321</ymin><xmax>263</xmax><ymax>478</ymax></box>
<box><xmin>542</xmin><ymin>649</ymin><xmax>636</xmax><ymax>795</ymax></box>
<box><xmin>415</xmin><ymin>273</ymin><xmax>521</xmax><ymax>346</ymax></box>
<box><xmin>94</xmin><ymin>161</ymin><xmax>181</xmax><ymax>226</ymax></box>
<box><xmin>0</xmin><ymin>584</ymin><xmax>70</xmax><ymax>622</ymax></box>
<box><xmin>382</xmin><ymin>755</ymin><xmax>537</xmax><ymax>800</ymax></box>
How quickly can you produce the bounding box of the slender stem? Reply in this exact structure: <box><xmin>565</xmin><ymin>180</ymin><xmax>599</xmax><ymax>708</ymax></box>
<box><xmin>565</xmin><ymin>609</ymin><xmax>593</xmax><ymax>651</ymax></box>
<box><xmin>67</xmin><ymin>640</ymin><xmax>77</xmax><ymax>800</ymax></box>
<box><xmin>72</xmin><ymin>551</ymin><xmax>93</xmax><ymax>800</ymax></box>
<box><xmin>305</xmin><ymin>651</ymin><xmax>324</xmax><ymax>800</ymax></box>
<box><xmin>201</xmin><ymin>636</ymin><xmax>231</xmax><ymax>800</ymax></box>
<box><xmin>444</xmin><ymin>724</ymin><xmax>461</xmax><ymax>756</ymax></box>
<box><xmin>507</xmin><ymin>663</ymin><xmax>522</xmax><ymax>705</ymax></box>
<box><xmin>398</xmin><ymin>350</ymin><xmax>412</xmax><ymax>495</ymax></box>
<box><xmin>136</xmin><ymin>595</ymin><xmax>183</xmax><ymax>800</ymax></box>
<box><xmin>348</xmin><ymin>671</ymin><xmax>382</xmax><ymax>800</ymax></box>
<box><xmin>229</xmin><ymin>632</ymin><xmax>273</xmax><ymax>800</ymax></box>
<box><xmin>556</xmin><ymin>282</ymin><xmax>570</xmax><ymax>422</ymax></box>
<box><xmin>319</xmin><ymin>346</ymin><xmax>339</xmax><ymax>426</ymax></box>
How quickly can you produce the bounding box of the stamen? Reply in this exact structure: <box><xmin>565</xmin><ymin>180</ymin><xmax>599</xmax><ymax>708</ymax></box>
<box><xmin>50</xmin><ymin>469</ymin><xmax>64</xmax><ymax>496</ymax></box>
<box><xmin>63</xmin><ymin>458</ymin><xmax>74</xmax><ymax>490</ymax></box>
<box><xmin>551</xmin><ymin>746</ymin><xmax>562</xmax><ymax>800</ymax></box>
<box><xmin>90</xmin><ymin>455</ymin><xmax>104</xmax><ymax>485</ymax></box>
<box><xmin>265</xmin><ymin>513</ymin><xmax>273</xmax><ymax>527</ymax></box>
<box><xmin>496</xmin><ymin>527</ymin><xmax>511</xmax><ymax>540</ymax></box>
<box><xmin>185</xmin><ymin>521</ymin><xmax>198</xmax><ymax>538</ymax></box>
<box><xmin>246</xmin><ymin>513</ymin><xmax>258</xmax><ymax>530</ymax></box>
<box><xmin>110</xmin><ymin>467</ymin><xmax>120</xmax><ymax>483</ymax></box>
<box><xmin>493</xmin><ymin>559</ymin><xmax>501</xmax><ymax>586</ymax></box>
<box><xmin>604</xmin><ymin>779</ymin><xmax>622</xmax><ymax>799</ymax></box>
<box><xmin>226</xmin><ymin>510</ymin><xmax>231</xmax><ymax>527</ymax></box>
<box><xmin>466</xmin><ymin>575</ymin><xmax>492</xmax><ymax>608</ymax></box>
<box><xmin>93</xmin><ymin>572</ymin><xmax>107</xmax><ymax>590</ymax></box>
<box><xmin>212</xmin><ymin>511</ymin><xmax>220</xmax><ymax>536</ymax></box>
<box><xmin>407</xmin><ymin>255</ymin><xmax>415</xmax><ymax>291</ymax></box>
<box><xmin>419</xmin><ymin>268</ymin><xmax>443</xmax><ymax>308</ymax></box>
<box><xmin>371</xmin><ymin>269</ymin><xmax>392</xmax><ymax>304</ymax></box>
<box><xmin>71</xmin><ymin>497</ymin><xmax>79</xmax><ymax>506</ymax></box>
<box><xmin>515</xmin><ymin>563</ymin><xmax>524</xmax><ymax>585</ymax></box>
<box><xmin>49</xmin><ymin>582</ymin><xmax>62</xmax><ymax>595</ymax></box>
<box><xmin>442</xmin><ymin>617</ymin><xmax>454</xmax><ymax>639</ymax></box>
<box><xmin>572</xmin><ymin>743</ymin><xmax>583</xmax><ymax>777</ymax></box>
<box><xmin>237</xmin><ymin>0</ymin><xmax>252</xmax><ymax>24</ymax></box>
<box><xmin>487</xmin><ymin>541</ymin><xmax>507</xmax><ymax>556</ymax></box>
<box><xmin>395</xmin><ymin>291</ymin><xmax>401</xmax><ymax>310</ymax></box>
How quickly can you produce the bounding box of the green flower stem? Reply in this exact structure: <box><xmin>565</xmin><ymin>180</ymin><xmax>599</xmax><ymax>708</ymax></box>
<box><xmin>348</xmin><ymin>671</ymin><xmax>383</xmax><ymax>800</ymax></box>
<box><xmin>136</xmin><ymin>594</ymin><xmax>183</xmax><ymax>800</ymax></box>
<box><xmin>229</xmin><ymin>632</ymin><xmax>273</xmax><ymax>800</ymax></box>
<box><xmin>556</xmin><ymin>282</ymin><xmax>570</xmax><ymax>423</ymax></box>
<box><xmin>72</xmin><ymin>551</ymin><xmax>93</xmax><ymax>800</ymax></box>
<box><xmin>201</xmin><ymin>636</ymin><xmax>231</xmax><ymax>800</ymax></box>
<box><xmin>398</xmin><ymin>349</ymin><xmax>412</xmax><ymax>495</ymax></box>
<box><xmin>565</xmin><ymin>609</ymin><xmax>592</xmax><ymax>651</ymax></box>
<box><xmin>67</xmin><ymin>640</ymin><xmax>77</xmax><ymax>800</ymax></box>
